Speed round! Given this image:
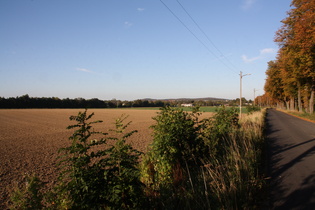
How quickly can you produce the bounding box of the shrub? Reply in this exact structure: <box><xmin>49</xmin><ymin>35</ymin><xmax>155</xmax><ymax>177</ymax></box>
<box><xmin>202</xmin><ymin>109</ymin><xmax>266</xmax><ymax>209</ymax></box>
<box><xmin>141</xmin><ymin>107</ymin><xmax>265</xmax><ymax>209</ymax></box>
<box><xmin>247</xmin><ymin>105</ymin><xmax>261</xmax><ymax>114</ymax></box>
<box><xmin>56</xmin><ymin>110</ymin><xmax>109</xmax><ymax>209</ymax></box>
<box><xmin>55</xmin><ymin>110</ymin><xmax>144</xmax><ymax>209</ymax></box>
<box><xmin>200</xmin><ymin>107</ymin><xmax>239</xmax><ymax>159</ymax></box>
<box><xmin>140</xmin><ymin>107</ymin><xmax>204</xmax><ymax>200</ymax></box>
<box><xmin>103</xmin><ymin>114</ymin><xmax>145</xmax><ymax>209</ymax></box>
<box><xmin>9</xmin><ymin>175</ymin><xmax>44</xmax><ymax>209</ymax></box>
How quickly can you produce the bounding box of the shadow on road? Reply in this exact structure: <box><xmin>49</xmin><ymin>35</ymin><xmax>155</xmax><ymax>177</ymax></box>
<box><xmin>265</xmin><ymin>109</ymin><xmax>315</xmax><ymax>209</ymax></box>
<box><xmin>275</xmin><ymin>142</ymin><xmax>315</xmax><ymax>177</ymax></box>
<box><xmin>279</xmin><ymin>173</ymin><xmax>315</xmax><ymax>209</ymax></box>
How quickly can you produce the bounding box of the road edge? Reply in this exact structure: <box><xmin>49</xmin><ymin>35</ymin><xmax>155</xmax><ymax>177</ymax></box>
<box><xmin>275</xmin><ymin>108</ymin><xmax>315</xmax><ymax>124</ymax></box>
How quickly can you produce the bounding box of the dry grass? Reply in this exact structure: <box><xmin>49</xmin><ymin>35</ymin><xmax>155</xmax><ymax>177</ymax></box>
<box><xmin>202</xmin><ymin>109</ymin><xmax>266</xmax><ymax>209</ymax></box>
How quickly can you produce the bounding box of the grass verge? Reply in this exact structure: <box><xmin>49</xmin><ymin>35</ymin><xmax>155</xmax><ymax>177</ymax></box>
<box><xmin>282</xmin><ymin>110</ymin><xmax>315</xmax><ymax>123</ymax></box>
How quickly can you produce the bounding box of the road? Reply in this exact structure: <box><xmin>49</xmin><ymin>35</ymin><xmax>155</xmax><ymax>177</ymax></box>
<box><xmin>266</xmin><ymin>109</ymin><xmax>315</xmax><ymax>209</ymax></box>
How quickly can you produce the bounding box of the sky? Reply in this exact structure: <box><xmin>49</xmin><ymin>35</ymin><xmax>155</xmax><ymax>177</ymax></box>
<box><xmin>0</xmin><ymin>0</ymin><xmax>292</xmax><ymax>101</ymax></box>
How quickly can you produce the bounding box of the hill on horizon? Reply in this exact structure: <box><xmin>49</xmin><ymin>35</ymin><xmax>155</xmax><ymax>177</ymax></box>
<box><xmin>141</xmin><ymin>97</ymin><xmax>230</xmax><ymax>101</ymax></box>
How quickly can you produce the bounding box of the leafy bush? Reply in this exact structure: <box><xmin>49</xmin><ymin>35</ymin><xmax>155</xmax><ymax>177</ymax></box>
<box><xmin>140</xmin><ymin>107</ymin><xmax>207</xmax><ymax>208</ymax></box>
<box><xmin>200</xmin><ymin>107</ymin><xmax>239</xmax><ymax>159</ymax></box>
<box><xmin>140</xmin><ymin>106</ymin><xmax>264</xmax><ymax>209</ymax></box>
<box><xmin>102</xmin><ymin>114</ymin><xmax>145</xmax><ymax>209</ymax></box>
<box><xmin>56</xmin><ymin>110</ymin><xmax>144</xmax><ymax>209</ymax></box>
<box><xmin>56</xmin><ymin>110</ymin><xmax>109</xmax><ymax>208</ymax></box>
<box><xmin>10</xmin><ymin>175</ymin><xmax>44</xmax><ymax>209</ymax></box>
<box><xmin>247</xmin><ymin>105</ymin><xmax>261</xmax><ymax>114</ymax></box>
<box><xmin>10</xmin><ymin>109</ymin><xmax>144</xmax><ymax>209</ymax></box>
<box><xmin>203</xmin><ymin>110</ymin><xmax>266</xmax><ymax>209</ymax></box>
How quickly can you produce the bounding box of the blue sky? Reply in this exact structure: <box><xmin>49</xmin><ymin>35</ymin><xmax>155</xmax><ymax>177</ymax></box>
<box><xmin>0</xmin><ymin>0</ymin><xmax>291</xmax><ymax>100</ymax></box>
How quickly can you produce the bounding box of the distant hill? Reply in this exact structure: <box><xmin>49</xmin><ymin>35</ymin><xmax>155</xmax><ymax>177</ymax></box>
<box><xmin>141</xmin><ymin>97</ymin><xmax>230</xmax><ymax>101</ymax></box>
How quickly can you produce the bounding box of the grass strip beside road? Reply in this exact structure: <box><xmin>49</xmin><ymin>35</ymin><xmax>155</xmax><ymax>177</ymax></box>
<box><xmin>277</xmin><ymin>109</ymin><xmax>315</xmax><ymax>123</ymax></box>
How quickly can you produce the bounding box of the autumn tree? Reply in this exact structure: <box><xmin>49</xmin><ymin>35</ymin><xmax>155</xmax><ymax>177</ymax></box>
<box><xmin>264</xmin><ymin>60</ymin><xmax>286</xmax><ymax>108</ymax></box>
<box><xmin>266</xmin><ymin>0</ymin><xmax>315</xmax><ymax>113</ymax></box>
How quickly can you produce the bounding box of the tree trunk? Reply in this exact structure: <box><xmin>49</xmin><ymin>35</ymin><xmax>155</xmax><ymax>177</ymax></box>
<box><xmin>309</xmin><ymin>89</ymin><xmax>314</xmax><ymax>114</ymax></box>
<box><xmin>290</xmin><ymin>97</ymin><xmax>295</xmax><ymax>111</ymax></box>
<box><xmin>285</xmin><ymin>101</ymin><xmax>290</xmax><ymax>110</ymax></box>
<box><xmin>303</xmin><ymin>89</ymin><xmax>309</xmax><ymax>113</ymax></box>
<box><xmin>298</xmin><ymin>84</ymin><xmax>302</xmax><ymax>112</ymax></box>
<box><xmin>279</xmin><ymin>101</ymin><xmax>285</xmax><ymax>109</ymax></box>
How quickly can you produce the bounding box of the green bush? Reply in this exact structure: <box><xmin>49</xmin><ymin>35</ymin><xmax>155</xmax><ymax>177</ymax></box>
<box><xmin>10</xmin><ymin>175</ymin><xmax>44</xmax><ymax>209</ymax></box>
<box><xmin>102</xmin><ymin>114</ymin><xmax>145</xmax><ymax>209</ymax></box>
<box><xmin>140</xmin><ymin>107</ymin><xmax>264</xmax><ymax>209</ymax></box>
<box><xmin>200</xmin><ymin>107</ymin><xmax>239</xmax><ymax>159</ymax></box>
<box><xmin>9</xmin><ymin>109</ymin><xmax>144</xmax><ymax>209</ymax></box>
<box><xmin>140</xmin><ymin>107</ymin><xmax>207</xmax><ymax>208</ymax></box>
<box><xmin>56</xmin><ymin>110</ymin><xmax>144</xmax><ymax>209</ymax></box>
<box><xmin>56</xmin><ymin>110</ymin><xmax>109</xmax><ymax>209</ymax></box>
<box><xmin>246</xmin><ymin>105</ymin><xmax>261</xmax><ymax>114</ymax></box>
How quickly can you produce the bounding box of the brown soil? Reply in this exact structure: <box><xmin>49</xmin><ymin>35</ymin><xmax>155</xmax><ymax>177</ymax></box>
<box><xmin>0</xmin><ymin>109</ymin><xmax>213</xmax><ymax>208</ymax></box>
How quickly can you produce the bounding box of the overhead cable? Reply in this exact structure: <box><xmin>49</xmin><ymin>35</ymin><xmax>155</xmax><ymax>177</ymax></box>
<box><xmin>176</xmin><ymin>0</ymin><xmax>239</xmax><ymax>73</ymax></box>
<box><xmin>159</xmin><ymin>0</ymin><xmax>238</xmax><ymax>74</ymax></box>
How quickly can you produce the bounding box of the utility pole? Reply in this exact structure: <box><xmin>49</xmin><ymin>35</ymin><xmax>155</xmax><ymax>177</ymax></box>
<box><xmin>240</xmin><ymin>71</ymin><xmax>251</xmax><ymax>117</ymax></box>
<box><xmin>254</xmin><ymin>88</ymin><xmax>259</xmax><ymax>106</ymax></box>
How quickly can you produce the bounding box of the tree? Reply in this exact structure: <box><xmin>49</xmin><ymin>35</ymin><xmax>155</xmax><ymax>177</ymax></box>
<box><xmin>266</xmin><ymin>0</ymin><xmax>315</xmax><ymax>113</ymax></box>
<box><xmin>264</xmin><ymin>60</ymin><xmax>286</xmax><ymax>108</ymax></box>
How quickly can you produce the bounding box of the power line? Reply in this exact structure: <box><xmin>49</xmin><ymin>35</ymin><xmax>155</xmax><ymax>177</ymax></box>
<box><xmin>159</xmin><ymin>0</ymin><xmax>238</xmax><ymax>74</ymax></box>
<box><xmin>159</xmin><ymin>1</ymin><xmax>218</xmax><ymax>59</ymax></box>
<box><xmin>176</xmin><ymin>0</ymin><xmax>239</xmax><ymax>73</ymax></box>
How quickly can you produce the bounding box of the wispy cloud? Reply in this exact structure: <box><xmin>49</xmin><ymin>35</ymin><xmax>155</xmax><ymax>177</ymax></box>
<box><xmin>137</xmin><ymin>8</ymin><xmax>145</xmax><ymax>12</ymax></box>
<box><xmin>242</xmin><ymin>48</ymin><xmax>277</xmax><ymax>63</ymax></box>
<box><xmin>76</xmin><ymin>68</ymin><xmax>93</xmax><ymax>73</ymax></box>
<box><xmin>241</xmin><ymin>0</ymin><xmax>256</xmax><ymax>10</ymax></box>
<box><xmin>124</xmin><ymin>21</ymin><xmax>133</xmax><ymax>28</ymax></box>
<box><xmin>241</xmin><ymin>55</ymin><xmax>259</xmax><ymax>63</ymax></box>
<box><xmin>260</xmin><ymin>48</ymin><xmax>276</xmax><ymax>54</ymax></box>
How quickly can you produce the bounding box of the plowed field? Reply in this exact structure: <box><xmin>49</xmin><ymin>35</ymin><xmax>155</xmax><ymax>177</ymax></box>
<box><xmin>0</xmin><ymin>109</ymin><xmax>213</xmax><ymax>208</ymax></box>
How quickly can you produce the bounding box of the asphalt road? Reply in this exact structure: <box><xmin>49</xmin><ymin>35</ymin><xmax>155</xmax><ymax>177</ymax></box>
<box><xmin>266</xmin><ymin>109</ymin><xmax>315</xmax><ymax>209</ymax></box>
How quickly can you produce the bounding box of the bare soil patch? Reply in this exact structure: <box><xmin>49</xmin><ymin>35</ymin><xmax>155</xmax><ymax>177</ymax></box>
<box><xmin>0</xmin><ymin>109</ymin><xmax>213</xmax><ymax>208</ymax></box>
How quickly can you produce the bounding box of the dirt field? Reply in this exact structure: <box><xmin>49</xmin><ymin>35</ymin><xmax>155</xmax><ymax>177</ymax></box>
<box><xmin>0</xmin><ymin>109</ymin><xmax>213</xmax><ymax>208</ymax></box>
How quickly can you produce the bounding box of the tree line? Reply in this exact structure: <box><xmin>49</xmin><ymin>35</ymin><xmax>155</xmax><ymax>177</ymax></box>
<box><xmin>263</xmin><ymin>0</ymin><xmax>315</xmax><ymax>113</ymax></box>
<box><xmin>0</xmin><ymin>94</ymin><xmax>254</xmax><ymax>109</ymax></box>
<box><xmin>0</xmin><ymin>94</ymin><xmax>168</xmax><ymax>109</ymax></box>
<box><xmin>0</xmin><ymin>94</ymin><xmax>240</xmax><ymax>109</ymax></box>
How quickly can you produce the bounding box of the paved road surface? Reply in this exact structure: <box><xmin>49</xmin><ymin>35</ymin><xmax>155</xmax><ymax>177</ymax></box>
<box><xmin>266</xmin><ymin>109</ymin><xmax>315</xmax><ymax>209</ymax></box>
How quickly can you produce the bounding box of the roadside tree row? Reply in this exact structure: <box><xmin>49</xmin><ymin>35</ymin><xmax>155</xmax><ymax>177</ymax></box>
<box><xmin>264</xmin><ymin>0</ymin><xmax>315</xmax><ymax>113</ymax></box>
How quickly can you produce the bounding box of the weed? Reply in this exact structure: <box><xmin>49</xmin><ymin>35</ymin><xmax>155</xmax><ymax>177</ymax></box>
<box><xmin>9</xmin><ymin>175</ymin><xmax>44</xmax><ymax>209</ymax></box>
<box><xmin>247</xmin><ymin>105</ymin><xmax>261</xmax><ymax>114</ymax></box>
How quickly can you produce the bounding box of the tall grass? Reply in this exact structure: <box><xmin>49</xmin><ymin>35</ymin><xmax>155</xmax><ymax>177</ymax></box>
<box><xmin>140</xmin><ymin>107</ymin><xmax>266</xmax><ymax>209</ymax></box>
<box><xmin>202</xmin><ymin>110</ymin><xmax>266</xmax><ymax>209</ymax></box>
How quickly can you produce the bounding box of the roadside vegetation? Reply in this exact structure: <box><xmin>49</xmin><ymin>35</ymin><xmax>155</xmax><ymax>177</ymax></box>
<box><xmin>10</xmin><ymin>106</ymin><xmax>266</xmax><ymax>209</ymax></box>
<box><xmin>279</xmin><ymin>109</ymin><xmax>315</xmax><ymax>122</ymax></box>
